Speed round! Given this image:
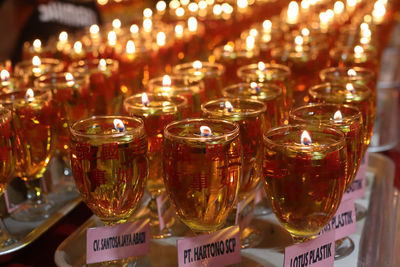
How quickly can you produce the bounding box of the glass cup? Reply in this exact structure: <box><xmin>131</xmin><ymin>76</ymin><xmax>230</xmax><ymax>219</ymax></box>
<box><xmin>0</xmin><ymin>106</ymin><xmax>18</xmax><ymax>246</ymax></box>
<box><xmin>172</xmin><ymin>61</ymin><xmax>225</xmax><ymax>100</ymax></box>
<box><xmin>148</xmin><ymin>74</ymin><xmax>205</xmax><ymax>117</ymax></box>
<box><xmin>14</xmin><ymin>58</ymin><xmax>64</xmax><ymax>87</ymax></box>
<box><xmin>308</xmin><ymin>82</ymin><xmax>376</xmax><ymax>154</ymax></box>
<box><xmin>69</xmin><ymin>116</ymin><xmax>148</xmax><ymax>225</ymax></box>
<box><xmin>290</xmin><ymin>103</ymin><xmax>363</xmax><ymax>258</ymax></box>
<box><xmin>163</xmin><ymin>118</ymin><xmax>241</xmax><ymax>233</ymax></box>
<box><xmin>263</xmin><ymin>124</ymin><xmax>347</xmax><ymax>243</ymax></box>
<box><xmin>202</xmin><ymin>98</ymin><xmax>267</xmax><ymax>248</ymax></box>
<box><xmin>221</xmin><ymin>82</ymin><xmax>285</xmax><ymax>128</ymax></box>
<box><xmin>0</xmin><ymin>88</ymin><xmax>55</xmax><ymax>221</ymax></box>
<box><xmin>123</xmin><ymin>93</ymin><xmax>189</xmax><ymax>238</ymax></box>
<box><xmin>69</xmin><ymin>58</ymin><xmax>121</xmax><ymax>116</ymax></box>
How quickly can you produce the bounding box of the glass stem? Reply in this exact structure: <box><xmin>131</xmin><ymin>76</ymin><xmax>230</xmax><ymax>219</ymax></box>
<box><xmin>25</xmin><ymin>179</ymin><xmax>45</xmax><ymax>205</ymax></box>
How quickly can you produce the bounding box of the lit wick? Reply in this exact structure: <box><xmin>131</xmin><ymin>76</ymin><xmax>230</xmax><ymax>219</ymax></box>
<box><xmin>89</xmin><ymin>24</ymin><xmax>100</xmax><ymax>36</ymax></box>
<box><xmin>25</xmin><ymin>88</ymin><xmax>35</xmax><ymax>103</ymax></box>
<box><xmin>65</xmin><ymin>73</ymin><xmax>75</xmax><ymax>86</ymax></box>
<box><xmin>333</xmin><ymin>110</ymin><xmax>343</xmax><ymax>122</ymax></box>
<box><xmin>1</xmin><ymin>69</ymin><xmax>10</xmax><ymax>82</ymax></box>
<box><xmin>126</xmin><ymin>40</ymin><xmax>136</xmax><ymax>54</ymax></box>
<box><xmin>130</xmin><ymin>24</ymin><xmax>139</xmax><ymax>35</ymax></box>
<box><xmin>354</xmin><ymin>45</ymin><xmax>364</xmax><ymax>59</ymax></box>
<box><xmin>32</xmin><ymin>56</ymin><xmax>41</xmax><ymax>74</ymax></box>
<box><xmin>142</xmin><ymin>93</ymin><xmax>150</xmax><ymax>106</ymax></box>
<box><xmin>33</xmin><ymin>39</ymin><xmax>41</xmax><ymax>53</ymax></box>
<box><xmin>113</xmin><ymin>119</ymin><xmax>126</xmax><ymax>132</ymax></box>
<box><xmin>108</xmin><ymin>31</ymin><xmax>117</xmax><ymax>46</ymax></box>
<box><xmin>258</xmin><ymin>61</ymin><xmax>265</xmax><ymax>71</ymax></box>
<box><xmin>98</xmin><ymin>59</ymin><xmax>107</xmax><ymax>72</ymax></box>
<box><xmin>74</xmin><ymin>41</ymin><xmax>83</xmax><ymax>54</ymax></box>
<box><xmin>59</xmin><ymin>31</ymin><xmax>68</xmax><ymax>43</ymax></box>
<box><xmin>300</xmin><ymin>130</ymin><xmax>312</xmax><ymax>145</ymax></box>
<box><xmin>346</xmin><ymin>83</ymin><xmax>355</xmax><ymax>92</ymax></box>
<box><xmin>200</xmin><ymin>125</ymin><xmax>212</xmax><ymax>137</ymax></box>
<box><xmin>188</xmin><ymin>17</ymin><xmax>198</xmax><ymax>32</ymax></box>
<box><xmin>162</xmin><ymin>75</ymin><xmax>172</xmax><ymax>92</ymax></box>
<box><xmin>225</xmin><ymin>101</ymin><xmax>233</xmax><ymax>112</ymax></box>
<box><xmin>157</xmin><ymin>32</ymin><xmax>166</xmax><ymax>47</ymax></box>
<box><xmin>294</xmin><ymin>35</ymin><xmax>304</xmax><ymax>52</ymax></box>
<box><xmin>112</xmin><ymin>19</ymin><xmax>121</xmax><ymax>30</ymax></box>
<box><xmin>250</xmin><ymin>82</ymin><xmax>261</xmax><ymax>93</ymax></box>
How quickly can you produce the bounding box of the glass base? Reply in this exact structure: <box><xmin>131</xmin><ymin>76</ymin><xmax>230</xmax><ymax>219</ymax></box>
<box><xmin>355</xmin><ymin>203</ymin><xmax>367</xmax><ymax>221</ymax></box>
<box><xmin>150</xmin><ymin>217</ymin><xmax>175</xmax><ymax>239</ymax></box>
<box><xmin>253</xmin><ymin>199</ymin><xmax>272</xmax><ymax>217</ymax></box>
<box><xmin>335</xmin><ymin>237</ymin><xmax>355</xmax><ymax>260</ymax></box>
<box><xmin>10</xmin><ymin>198</ymin><xmax>56</xmax><ymax>222</ymax></box>
<box><xmin>240</xmin><ymin>224</ymin><xmax>263</xmax><ymax>249</ymax></box>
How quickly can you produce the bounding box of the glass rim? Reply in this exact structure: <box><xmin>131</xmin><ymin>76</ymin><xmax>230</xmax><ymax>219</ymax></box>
<box><xmin>201</xmin><ymin>97</ymin><xmax>267</xmax><ymax>118</ymax></box>
<box><xmin>148</xmin><ymin>74</ymin><xmax>203</xmax><ymax>92</ymax></box>
<box><xmin>69</xmin><ymin>58</ymin><xmax>119</xmax><ymax>73</ymax></box>
<box><xmin>222</xmin><ymin>82</ymin><xmax>282</xmax><ymax>100</ymax></box>
<box><xmin>123</xmin><ymin>93</ymin><xmax>188</xmax><ymax>114</ymax></box>
<box><xmin>237</xmin><ymin>63</ymin><xmax>291</xmax><ymax>79</ymax></box>
<box><xmin>70</xmin><ymin>115</ymin><xmax>145</xmax><ymax>139</ymax></box>
<box><xmin>164</xmin><ymin>118</ymin><xmax>240</xmax><ymax>143</ymax></box>
<box><xmin>289</xmin><ymin>103</ymin><xmax>362</xmax><ymax>126</ymax></box>
<box><xmin>15</xmin><ymin>58</ymin><xmax>63</xmax><ymax>69</ymax></box>
<box><xmin>263</xmin><ymin>124</ymin><xmax>346</xmax><ymax>149</ymax></box>
<box><xmin>34</xmin><ymin>72</ymin><xmax>89</xmax><ymax>89</ymax></box>
<box><xmin>172</xmin><ymin>61</ymin><xmax>225</xmax><ymax>77</ymax></box>
<box><xmin>308</xmin><ymin>82</ymin><xmax>372</xmax><ymax>100</ymax></box>
<box><xmin>0</xmin><ymin>87</ymin><xmax>52</xmax><ymax>105</ymax></box>
<box><xmin>319</xmin><ymin>66</ymin><xmax>375</xmax><ymax>82</ymax></box>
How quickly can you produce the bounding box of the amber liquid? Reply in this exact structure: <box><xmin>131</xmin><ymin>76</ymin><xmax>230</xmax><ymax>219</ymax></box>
<box><xmin>0</xmin><ymin>115</ymin><xmax>15</xmax><ymax>194</ymax></box>
<box><xmin>263</xmin><ymin>142</ymin><xmax>346</xmax><ymax>238</ymax></box>
<box><xmin>163</xmin><ymin>136</ymin><xmax>241</xmax><ymax>232</ymax></box>
<box><xmin>70</xmin><ymin>133</ymin><xmax>148</xmax><ymax>224</ymax></box>
<box><xmin>12</xmin><ymin>101</ymin><xmax>54</xmax><ymax>181</ymax></box>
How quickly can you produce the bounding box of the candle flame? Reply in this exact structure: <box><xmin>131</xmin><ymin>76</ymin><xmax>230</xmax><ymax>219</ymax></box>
<box><xmin>223</xmin><ymin>43</ymin><xmax>234</xmax><ymax>52</ymax></box>
<box><xmin>198</xmin><ymin>0</ymin><xmax>207</xmax><ymax>10</ymax></box>
<box><xmin>249</xmin><ymin>28</ymin><xmax>258</xmax><ymax>37</ymax></box>
<box><xmin>301</xmin><ymin>0</ymin><xmax>310</xmax><ymax>9</ymax></box>
<box><xmin>143</xmin><ymin>18</ymin><xmax>152</xmax><ymax>32</ymax></box>
<box><xmin>213</xmin><ymin>4</ymin><xmax>222</xmax><ymax>16</ymax></box>
<box><xmin>287</xmin><ymin>1</ymin><xmax>299</xmax><ymax>23</ymax></box>
<box><xmin>142</xmin><ymin>93</ymin><xmax>150</xmax><ymax>106</ymax></box>
<box><xmin>162</xmin><ymin>75</ymin><xmax>172</xmax><ymax>86</ymax></box>
<box><xmin>176</xmin><ymin>7</ymin><xmax>185</xmax><ymax>17</ymax></box>
<box><xmin>346</xmin><ymin>83</ymin><xmax>355</xmax><ymax>91</ymax></box>
<box><xmin>33</xmin><ymin>39</ymin><xmax>41</xmax><ymax>50</ymax></box>
<box><xmin>347</xmin><ymin>69</ymin><xmax>357</xmax><ymax>76</ymax></box>
<box><xmin>333</xmin><ymin>110</ymin><xmax>343</xmax><ymax>120</ymax></box>
<box><xmin>1</xmin><ymin>70</ymin><xmax>10</xmax><ymax>81</ymax></box>
<box><xmin>347</xmin><ymin>0</ymin><xmax>356</xmax><ymax>7</ymax></box>
<box><xmin>295</xmin><ymin>35</ymin><xmax>304</xmax><ymax>45</ymax></box>
<box><xmin>108</xmin><ymin>31</ymin><xmax>117</xmax><ymax>46</ymax></box>
<box><xmin>301</xmin><ymin>28</ymin><xmax>310</xmax><ymax>36</ymax></box>
<box><xmin>222</xmin><ymin>3</ymin><xmax>233</xmax><ymax>14</ymax></box>
<box><xmin>237</xmin><ymin>0</ymin><xmax>248</xmax><ymax>9</ymax></box>
<box><xmin>113</xmin><ymin>119</ymin><xmax>125</xmax><ymax>132</ymax></box>
<box><xmin>354</xmin><ymin>45</ymin><xmax>364</xmax><ymax>57</ymax></box>
<box><xmin>193</xmin><ymin>60</ymin><xmax>202</xmax><ymax>69</ymax></box>
<box><xmin>300</xmin><ymin>130</ymin><xmax>312</xmax><ymax>145</ymax></box>
<box><xmin>25</xmin><ymin>88</ymin><xmax>35</xmax><ymax>102</ymax></box>
<box><xmin>32</xmin><ymin>56</ymin><xmax>41</xmax><ymax>67</ymax></box>
<box><xmin>112</xmin><ymin>18</ymin><xmax>121</xmax><ymax>29</ymax></box>
<box><xmin>65</xmin><ymin>72</ymin><xmax>75</xmax><ymax>86</ymax></box>
<box><xmin>59</xmin><ymin>31</ymin><xmax>68</xmax><ymax>42</ymax></box>
<box><xmin>126</xmin><ymin>40</ymin><xmax>135</xmax><ymax>54</ymax></box>
<box><xmin>250</xmin><ymin>82</ymin><xmax>261</xmax><ymax>93</ymax></box>
<box><xmin>258</xmin><ymin>61</ymin><xmax>265</xmax><ymax>71</ymax></box>
<box><xmin>334</xmin><ymin>1</ymin><xmax>344</xmax><ymax>14</ymax></box>
<box><xmin>188</xmin><ymin>2</ymin><xmax>198</xmax><ymax>12</ymax></box>
<box><xmin>130</xmin><ymin>24</ymin><xmax>139</xmax><ymax>34</ymax></box>
<box><xmin>360</xmin><ymin>22</ymin><xmax>369</xmax><ymax>31</ymax></box>
<box><xmin>156</xmin><ymin>1</ymin><xmax>167</xmax><ymax>12</ymax></box>
<box><xmin>90</xmin><ymin>24</ymin><xmax>100</xmax><ymax>35</ymax></box>
<box><xmin>143</xmin><ymin>8</ymin><xmax>153</xmax><ymax>18</ymax></box>
<box><xmin>98</xmin><ymin>59</ymin><xmax>107</xmax><ymax>71</ymax></box>
<box><xmin>225</xmin><ymin>101</ymin><xmax>233</xmax><ymax>112</ymax></box>
<box><xmin>175</xmin><ymin>24</ymin><xmax>184</xmax><ymax>36</ymax></box>
<box><xmin>262</xmin><ymin>20</ymin><xmax>272</xmax><ymax>32</ymax></box>
<box><xmin>200</xmin><ymin>125</ymin><xmax>212</xmax><ymax>136</ymax></box>
<box><xmin>74</xmin><ymin>41</ymin><xmax>82</xmax><ymax>54</ymax></box>
<box><xmin>246</xmin><ymin>36</ymin><xmax>255</xmax><ymax>50</ymax></box>
<box><xmin>188</xmin><ymin>17</ymin><xmax>198</xmax><ymax>32</ymax></box>
<box><xmin>157</xmin><ymin>32</ymin><xmax>166</xmax><ymax>46</ymax></box>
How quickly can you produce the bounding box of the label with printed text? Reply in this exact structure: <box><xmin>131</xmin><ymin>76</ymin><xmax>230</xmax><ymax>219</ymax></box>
<box><xmin>177</xmin><ymin>226</ymin><xmax>241</xmax><ymax>267</ymax></box>
<box><xmin>284</xmin><ymin>230</ymin><xmax>335</xmax><ymax>267</ymax></box>
<box><xmin>318</xmin><ymin>199</ymin><xmax>356</xmax><ymax>240</ymax></box>
<box><xmin>86</xmin><ymin>219</ymin><xmax>150</xmax><ymax>264</ymax></box>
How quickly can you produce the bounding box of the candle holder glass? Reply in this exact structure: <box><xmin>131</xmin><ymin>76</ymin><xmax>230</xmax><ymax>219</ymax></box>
<box><xmin>263</xmin><ymin>124</ymin><xmax>347</xmax><ymax>243</ymax></box>
<box><xmin>123</xmin><ymin>93</ymin><xmax>189</xmax><ymax>238</ymax></box>
<box><xmin>163</xmin><ymin>118</ymin><xmax>241</xmax><ymax>233</ymax></box>
<box><xmin>14</xmin><ymin>58</ymin><xmax>64</xmax><ymax>87</ymax></box>
<box><xmin>0</xmin><ymin>88</ymin><xmax>56</xmax><ymax>221</ymax></box>
<box><xmin>202</xmin><ymin>98</ymin><xmax>267</xmax><ymax>248</ymax></box>
<box><xmin>69</xmin><ymin>116</ymin><xmax>148</xmax><ymax>226</ymax></box>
